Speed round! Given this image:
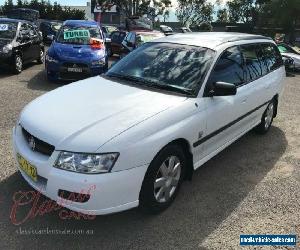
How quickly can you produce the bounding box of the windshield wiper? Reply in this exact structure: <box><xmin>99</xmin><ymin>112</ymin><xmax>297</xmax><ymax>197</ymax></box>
<box><xmin>148</xmin><ymin>83</ymin><xmax>194</xmax><ymax>96</ymax></box>
<box><xmin>106</xmin><ymin>73</ymin><xmax>194</xmax><ymax>96</ymax></box>
<box><xmin>106</xmin><ymin>73</ymin><xmax>151</xmax><ymax>86</ymax></box>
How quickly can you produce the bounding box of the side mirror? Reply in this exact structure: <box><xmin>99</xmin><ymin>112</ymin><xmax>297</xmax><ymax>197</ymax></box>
<box><xmin>47</xmin><ymin>34</ymin><xmax>55</xmax><ymax>41</ymax></box>
<box><xmin>209</xmin><ymin>81</ymin><xmax>237</xmax><ymax>96</ymax></box>
<box><xmin>105</xmin><ymin>37</ymin><xmax>111</xmax><ymax>43</ymax></box>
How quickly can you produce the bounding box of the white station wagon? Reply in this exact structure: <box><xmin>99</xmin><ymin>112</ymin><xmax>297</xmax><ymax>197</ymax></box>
<box><xmin>13</xmin><ymin>32</ymin><xmax>285</xmax><ymax>215</ymax></box>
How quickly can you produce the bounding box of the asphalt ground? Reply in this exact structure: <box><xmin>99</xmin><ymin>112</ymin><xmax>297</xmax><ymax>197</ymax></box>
<box><xmin>0</xmin><ymin>61</ymin><xmax>299</xmax><ymax>250</ymax></box>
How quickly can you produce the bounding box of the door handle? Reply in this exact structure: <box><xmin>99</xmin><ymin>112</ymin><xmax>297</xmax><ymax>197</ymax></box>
<box><xmin>242</xmin><ymin>99</ymin><xmax>247</xmax><ymax>103</ymax></box>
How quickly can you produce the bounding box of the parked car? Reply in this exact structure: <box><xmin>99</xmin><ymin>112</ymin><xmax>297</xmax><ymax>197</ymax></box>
<box><xmin>0</xmin><ymin>18</ymin><xmax>44</xmax><ymax>74</ymax></box>
<box><xmin>121</xmin><ymin>30</ymin><xmax>165</xmax><ymax>57</ymax></box>
<box><xmin>7</xmin><ymin>8</ymin><xmax>39</xmax><ymax>29</ymax></box>
<box><xmin>160</xmin><ymin>25</ymin><xmax>173</xmax><ymax>36</ymax></box>
<box><xmin>7</xmin><ymin>8</ymin><xmax>39</xmax><ymax>22</ymax></box>
<box><xmin>277</xmin><ymin>43</ymin><xmax>300</xmax><ymax>70</ymax></box>
<box><xmin>39</xmin><ymin>20</ymin><xmax>62</xmax><ymax>44</ymax></box>
<box><xmin>101</xmin><ymin>25</ymin><xmax>118</xmax><ymax>37</ymax></box>
<box><xmin>109</xmin><ymin>30</ymin><xmax>127</xmax><ymax>56</ymax></box>
<box><xmin>13</xmin><ymin>33</ymin><xmax>285</xmax><ymax>215</ymax></box>
<box><xmin>176</xmin><ymin>27</ymin><xmax>192</xmax><ymax>33</ymax></box>
<box><xmin>45</xmin><ymin>20</ymin><xmax>109</xmax><ymax>82</ymax></box>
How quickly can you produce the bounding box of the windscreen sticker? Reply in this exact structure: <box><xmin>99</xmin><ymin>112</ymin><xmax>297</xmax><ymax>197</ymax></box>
<box><xmin>0</xmin><ymin>24</ymin><xmax>9</xmax><ymax>31</ymax></box>
<box><xmin>63</xmin><ymin>30</ymin><xmax>90</xmax><ymax>39</ymax></box>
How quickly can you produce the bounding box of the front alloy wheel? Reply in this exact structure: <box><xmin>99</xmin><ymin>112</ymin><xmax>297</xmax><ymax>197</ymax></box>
<box><xmin>139</xmin><ymin>144</ymin><xmax>185</xmax><ymax>214</ymax></box>
<box><xmin>37</xmin><ymin>49</ymin><xmax>44</xmax><ymax>64</ymax></box>
<box><xmin>14</xmin><ymin>55</ymin><xmax>22</xmax><ymax>74</ymax></box>
<box><xmin>154</xmin><ymin>156</ymin><xmax>181</xmax><ymax>203</ymax></box>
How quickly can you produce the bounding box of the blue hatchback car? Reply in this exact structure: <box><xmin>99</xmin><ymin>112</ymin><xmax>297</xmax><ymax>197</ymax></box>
<box><xmin>45</xmin><ymin>20</ymin><xmax>108</xmax><ymax>81</ymax></box>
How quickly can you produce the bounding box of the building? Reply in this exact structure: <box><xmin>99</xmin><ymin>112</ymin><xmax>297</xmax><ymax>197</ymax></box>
<box><xmin>67</xmin><ymin>2</ymin><xmax>93</xmax><ymax>20</ymax></box>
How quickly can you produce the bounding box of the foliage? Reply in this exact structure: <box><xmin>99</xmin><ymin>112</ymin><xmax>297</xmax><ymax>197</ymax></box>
<box><xmin>92</xmin><ymin>0</ymin><xmax>172</xmax><ymax>19</ymax></box>
<box><xmin>0</xmin><ymin>0</ymin><xmax>85</xmax><ymax>20</ymax></box>
<box><xmin>176</xmin><ymin>0</ymin><xmax>213</xmax><ymax>27</ymax></box>
<box><xmin>216</xmin><ymin>8</ymin><xmax>229</xmax><ymax>23</ymax></box>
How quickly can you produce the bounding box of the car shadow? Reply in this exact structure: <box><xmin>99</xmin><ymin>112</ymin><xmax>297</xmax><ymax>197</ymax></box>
<box><xmin>24</xmin><ymin>68</ymin><xmax>62</xmax><ymax>91</ymax></box>
<box><xmin>0</xmin><ymin>126</ymin><xmax>287</xmax><ymax>249</ymax></box>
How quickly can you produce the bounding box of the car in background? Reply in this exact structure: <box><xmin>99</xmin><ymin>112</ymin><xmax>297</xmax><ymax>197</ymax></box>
<box><xmin>0</xmin><ymin>18</ymin><xmax>44</xmax><ymax>74</ymax></box>
<box><xmin>160</xmin><ymin>25</ymin><xmax>173</xmax><ymax>36</ymax></box>
<box><xmin>109</xmin><ymin>30</ymin><xmax>127</xmax><ymax>56</ymax></box>
<box><xmin>101</xmin><ymin>25</ymin><xmax>118</xmax><ymax>37</ymax></box>
<box><xmin>277</xmin><ymin>43</ymin><xmax>300</xmax><ymax>70</ymax></box>
<box><xmin>45</xmin><ymin>20</ymin><xmax>109</xmax><ymax>82</ymax></box>
<box><xmin>39</xmin><ymin>20</ymin><xmax>62</xmax><ymax>44</ymax></box>
<box><xmin>176</xmin><ymin>27</ymin><xmax>192</xmax><ymax>33</ymax></box>
<box><xmin>7</xmin><ymin>8</ymin><xmax>39</xmax><ymax>28</ymax></box>
<box><xmin>121</xmin><ymin>30</ymin><xmax>165</xmax><ymax>57</ymax></box>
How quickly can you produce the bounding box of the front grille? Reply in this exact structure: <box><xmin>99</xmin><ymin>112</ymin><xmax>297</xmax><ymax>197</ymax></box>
<box><xmin>22</xmin><ymin>127</ymin><xmax>55</xmax><ymax>156</ymax></box>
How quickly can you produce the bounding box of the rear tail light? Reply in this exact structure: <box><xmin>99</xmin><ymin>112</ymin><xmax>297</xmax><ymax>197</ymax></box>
<box><xmin>90</xmin><ymin>38</ymin><xmax>105</xmax><ymax>49</ymax></box>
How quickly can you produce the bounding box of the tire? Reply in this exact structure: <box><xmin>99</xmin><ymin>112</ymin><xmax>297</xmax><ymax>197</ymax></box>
<box><xmin>139</xmin><ymin>144</ymin><xmax>186</xmax><ymax>214</ymax></box>
<box><xmin>37</xmin><ymin>49</ymin><xmax>44</xmax><ymax>64</ymax></box>
<box><xmin>254</xmin><ymin>100</ymin><xmax>275</xmax><ymax>134</ymax></box>
<box><xmin>13</xmin><ymin>54</ymin><xmax>23</xmax><ymax>74</ymax></box>
<box><xmin>107</xmin><ymin>47</ymin><xmax>113</xmax><ymax>57</ymax></box>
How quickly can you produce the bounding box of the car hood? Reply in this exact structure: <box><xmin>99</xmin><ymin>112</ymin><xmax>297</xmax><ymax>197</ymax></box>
<box><xmin>282</xmin><ymin>52</ymin><xmax>300</xmax><ymax>65</ymax></box>
<box><xmin>20</xmin><ymin>77</ymin><xmax>187</xmax><ymax>152</ymax></box>
<box><xmin>52</xmin><ymin>41</ymin><xmax>105</xmax><ymax>61</ymax></box>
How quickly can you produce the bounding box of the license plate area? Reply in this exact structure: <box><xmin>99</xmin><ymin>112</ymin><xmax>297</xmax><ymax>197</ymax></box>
<box><xmin>67</xmin><ymin>67</ymin><xmax>82</xmax><ymax>72</ymax></box>
<box><xmin>17</xmin><ymin>153</ymin><xmax>37</xmax><ymax>182</ymax></box>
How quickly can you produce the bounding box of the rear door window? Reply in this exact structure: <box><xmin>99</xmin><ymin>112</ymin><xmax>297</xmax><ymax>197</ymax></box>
<box><xmin>240</xmin><ymin>44</ymin><xmax>264</xmax><ymax>82</ymax></box>
<box><xmin>261</xmin><ymin>44</ymin><xmax>283</xmax><ymax>72</ymax></box>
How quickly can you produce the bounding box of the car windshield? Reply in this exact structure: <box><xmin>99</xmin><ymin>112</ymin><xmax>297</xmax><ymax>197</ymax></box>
<box><xmin>0</xmin><ymin>22</ymin><xmax>17</xmax><ymax>39</ymax></box>
<box><xmin>106</xmin><ymin>42</ymin><xmax>215</xmax><ymax>96</ymax></box>
<box><xmin>56</xmin><ymin>25</ymin><xmax>102</xmax><ymax>45</ymax></box>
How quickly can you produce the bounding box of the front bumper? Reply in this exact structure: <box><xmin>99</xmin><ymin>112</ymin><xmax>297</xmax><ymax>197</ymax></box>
<box><xmin>0</xmin><ymin>53</ymin><xmax>13</xmax><ymax>66</ymax></box>
<box><xmin>45</xmin><ymin>60</ymin><xmax>107</xmax><ymax>82</ymax></box>
<box><xmin>12</xmin><ymin>125</ymin><xmax>148</xmax><ymax>215</ymax></box>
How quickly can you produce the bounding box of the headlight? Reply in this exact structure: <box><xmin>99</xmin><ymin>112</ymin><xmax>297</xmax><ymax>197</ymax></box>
<box><xmin>2</xmin><ymin>44</ymin><xmax>12</xmax><ymax>53</ymax></box>
<box><xmin>45</xmin><ymin>54</ymin><xmax>59</xmax><ymax>63</ymax></box>
<box><xmin>54</xmin><ymin>152</ymin><xmax>119</xmax><ymax>174</ymax></box>
<box><xmin>91</xmin><ymin>58</ymin><xmax>106</xmax><ymax>66</ymax></box>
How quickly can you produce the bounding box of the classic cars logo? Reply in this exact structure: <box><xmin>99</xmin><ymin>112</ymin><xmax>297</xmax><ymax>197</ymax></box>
<box><xmin>10</xmin><ymin>184</ymin><xmax>97</xmax><ymax>225</ymax></box>
<box><xmin>28</xmin><ymin>136</ymin><xmax>36</xmax><ymax>151</ymax></box>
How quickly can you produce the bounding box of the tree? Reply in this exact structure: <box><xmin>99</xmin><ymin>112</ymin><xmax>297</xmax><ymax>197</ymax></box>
<box><xmin>2</xmin><ymin>0</ymin><xmax>14</xmax><ymax>14</ymax></box>
<box><xmin>226</xmin><ymin>0</ymin><xmax>259</xmax><ymax>24</ymax></box>
<box><xmin>92</xmin><ymin>0</ymin><xmax>172</xmax><ymax>18</ymax></box>
<box><xmin>0</xmin><ymin>0</ymin><xmax>85</xmax><ymax>20</ymax></box>
<box><xmin>176</xmin><ymin>0</ymin><xmax>213</xmax><ymax>27</ymax></box>
<box><xmin>259</xmin><ymin>0</ymin><xmax>300</xmax><ymax>43</ymax></box>
<box><xmin>216</xmin><ymin>8</ymin><xmax>229</xmax><ymax>23</ymax></box>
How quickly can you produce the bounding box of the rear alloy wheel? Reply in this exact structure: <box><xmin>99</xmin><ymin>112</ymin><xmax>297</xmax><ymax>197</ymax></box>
<box><xmin>37</xmin><ymin>49</ymin><xmax>44</xmax><ymax>64</ymax></box>
<box><xmin>13</xmin><ymin>55</ymin><xmax>23</xmax><ymax>74</ymax></box>
<box><xmin>139</xmin><ymin>144</ymin><xmax>186</xmax><ymax>214</ymax></box>
<box><xmin>254</xmin><ymin>100</ymin><xmax>275</xmax><ymax>134</ymax></box>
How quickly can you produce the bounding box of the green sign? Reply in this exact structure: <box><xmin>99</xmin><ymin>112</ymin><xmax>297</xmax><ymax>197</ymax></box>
<box><xmin>63</xmin><ymin>29</ymin><xmax>90</xmax><ymax>40</ymax></box>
